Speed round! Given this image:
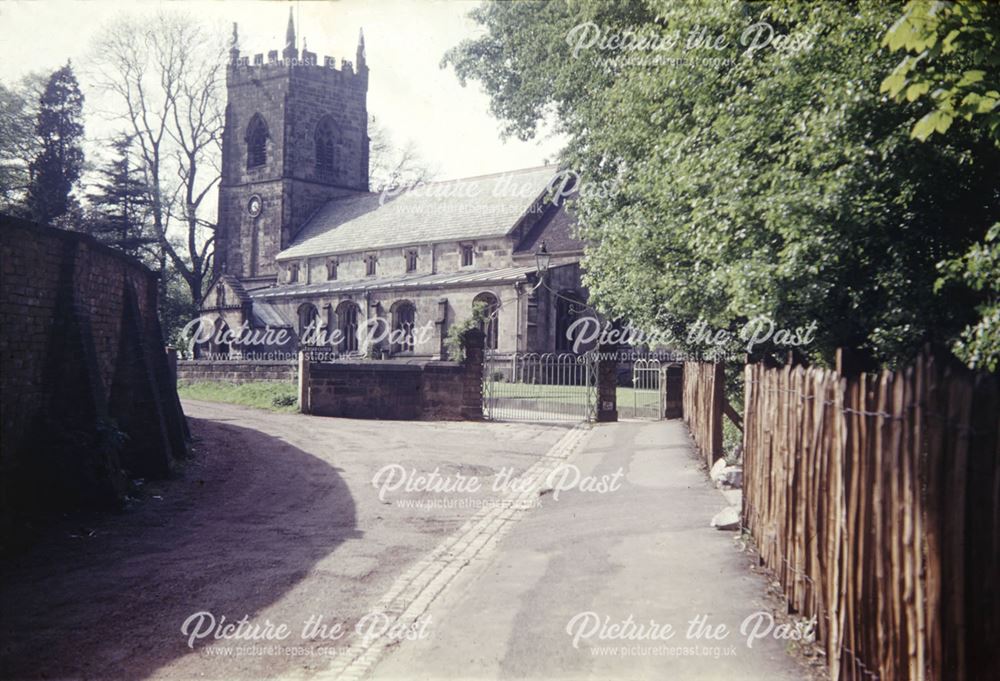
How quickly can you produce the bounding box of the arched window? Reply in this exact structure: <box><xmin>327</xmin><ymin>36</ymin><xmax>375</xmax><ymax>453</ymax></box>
<box><xmin>246</xmin><ymin>114</ymin><xmax>268</xmax><ymax>169</ymax></box>
<box><xmin>555</xmin><ymin>290</ymin><xmax>586</xmax><ymax>353</ymax></box>
<box><xmin>391</xmin><ymin>301</ymin><xmax>416</xmax><ymax>354</ymax></box>
<box><xmin>297</xmin><ymin>303</ymin><xmax>320</xmax><ymax>345</ymax></box>
<box><xmin>213</xmin><ymin>318</ymin><xmax>231</xmax><ymax>358</ymax></box>
<box><xmin>315</xmin><ymin>116</ymin><xmax>336</xmax><ymax>173</ymax></box>
<box><xmin>473</xmin><ymin>292</ymin><xmax>500</xmax><ymax>350</ymax></box>
<box><xmin>336</xmin><ymin>301</ymin><xmax>361</xmax><ymax>354</ymax></box>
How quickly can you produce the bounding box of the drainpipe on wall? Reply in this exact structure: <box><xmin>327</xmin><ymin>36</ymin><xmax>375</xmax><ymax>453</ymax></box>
<box><xmin>514</xmin><ymin>281</ymin><xmax>523</xmax><ymax>353</ymax></box>
<box><xmin>437</xmin><ymin>297</ymin><xmax>449</xmax><ymax>360</ymax></box>
<box><xmin>364</xmin><ymin>289</ymin><xmax>372</xmax><ymax>357</ymax></box>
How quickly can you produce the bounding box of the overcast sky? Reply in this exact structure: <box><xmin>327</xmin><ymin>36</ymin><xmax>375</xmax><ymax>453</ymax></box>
<box><xmin>0</xmin><ymin>0</ymin><xmax>565</xmax><ymax>181</ymax></box>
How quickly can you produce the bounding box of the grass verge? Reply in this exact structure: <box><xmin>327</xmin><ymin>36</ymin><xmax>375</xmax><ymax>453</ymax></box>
<box><xmin>177</xmin><ymin>381</ymin><xmax>299</xmax><ymax>413</ymax></box>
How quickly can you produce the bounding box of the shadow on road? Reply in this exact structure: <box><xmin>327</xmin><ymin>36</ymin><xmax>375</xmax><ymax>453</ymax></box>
<box><xmin>0</xmin><ymin>416</ymin><xmax>358</xmax><ymax>680</ymax></box>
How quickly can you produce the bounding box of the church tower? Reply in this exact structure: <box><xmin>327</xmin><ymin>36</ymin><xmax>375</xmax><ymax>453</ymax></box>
<box><xmin>215</xmin><ymin>10</ymin><xmax>369</xmax><ymax>283</ymax></box>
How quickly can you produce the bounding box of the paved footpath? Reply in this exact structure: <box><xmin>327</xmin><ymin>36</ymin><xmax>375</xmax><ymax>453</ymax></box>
<box><xmin>369</xmin><ymin>419</ymin><xmax>809</xmax><ymax>681</ymax></box>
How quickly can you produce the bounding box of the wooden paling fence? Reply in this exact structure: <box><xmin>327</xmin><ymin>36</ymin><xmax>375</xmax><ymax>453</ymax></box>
<box><xmin>742</xmin><ymin>352</ymin><xmax>999</xmax><ymax>681</ymax></box>
<box><xmin>682</xmin><ymin>361</ymin><xmax>725</xmax><ymax>466</ymax></box>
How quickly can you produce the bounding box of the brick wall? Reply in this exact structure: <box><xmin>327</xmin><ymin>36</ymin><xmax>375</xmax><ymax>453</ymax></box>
<box><xmin>177</xmin><ymin>360</ymin><xmax>297</xmax><ymax>383</ymax></box>
<box><xmin>303</xmin><ymin>329</ymin><xmax>484</xmax><ymax>420</ymax></box>
<box><xmin>0</xmin><ymin>215</ymin><xmax>189</xmax><ymax>526</ymax></box>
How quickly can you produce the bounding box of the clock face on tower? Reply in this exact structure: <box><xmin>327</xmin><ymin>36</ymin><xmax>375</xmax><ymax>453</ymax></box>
<box><xmin>247</xmin><ymin>194</ymin><xmax>263</xmax><ymax>218</ymax></box>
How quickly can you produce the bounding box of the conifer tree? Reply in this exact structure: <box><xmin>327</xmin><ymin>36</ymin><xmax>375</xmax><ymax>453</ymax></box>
<box><xmin>85</xmin><ymin>134</ymin><xmax>154</xmax><ymax>257</ymax></box>
<box><xmin>26</xmin><ymin>62</ymin><xmax>85</xmax><ymax>225</ymax></box>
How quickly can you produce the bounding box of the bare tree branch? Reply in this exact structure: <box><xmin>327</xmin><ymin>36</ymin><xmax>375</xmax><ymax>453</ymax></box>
<box><xmin>90</xmin><ymin>11</ymin><xmax>225</xmax><ymax>305</ymax></box>
<box><xmin>368</xmin><ymin>116</ymin><xmax>437</xmax><ymax>192</ymax></box>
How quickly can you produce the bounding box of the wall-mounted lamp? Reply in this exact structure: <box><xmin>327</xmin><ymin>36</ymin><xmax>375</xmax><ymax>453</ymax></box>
<box><xmin>535</xmin><ymin>241</ymin><xmax>551</xmax><ymax>277</ymax></box>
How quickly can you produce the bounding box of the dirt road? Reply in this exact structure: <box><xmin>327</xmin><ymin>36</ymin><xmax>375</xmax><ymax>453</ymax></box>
<box><xmin>0</xmin><ymin>400</ymin><xmax>570</xmax><ymax>680</ymax></box>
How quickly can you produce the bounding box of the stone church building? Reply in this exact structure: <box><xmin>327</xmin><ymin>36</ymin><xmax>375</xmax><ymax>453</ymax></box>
<box><xmin>202</xmin><ymin>13</ymin><xmax>590</xmax><ymax>359</ymax></box>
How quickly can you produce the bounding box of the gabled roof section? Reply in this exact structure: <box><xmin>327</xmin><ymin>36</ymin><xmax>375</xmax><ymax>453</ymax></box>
<box><xmin>202</xmin><ymin>273</ymin><xmax>252</xmax><ymax>307</ymax></box>
<box><xmin>514</xmin><ymin>202</ymin><xmax>584</xmax><ymax>256</ymax></box>
<box><xmin>277</xmin><ymin>165</ymin><xmax>560</xmax><ymax>260</ymax></box>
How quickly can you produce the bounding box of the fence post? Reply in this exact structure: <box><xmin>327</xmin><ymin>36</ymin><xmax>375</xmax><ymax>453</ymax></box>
<box><xmin>663</xmin><ymin>364</ymin><xmax>683</xmax><ymax>418</ymax></box>
<box><xmin>711</xmin><ymin>361</ymin><xmax>724</xmax><ymax>463</ymax></box>
<box><xmin>596</xmin><ymin>342</ymin><xmax>618</xmax><ymax>422</ymax></box>
<box><xmin>298</xmin><ymin>350</ymin><xmax>311</xmax><ymax>414</ymax></box>
<box><xmin>460</xmin><ymin>328</ymin><xmax>485</xmax><ymax>420</ymax></box>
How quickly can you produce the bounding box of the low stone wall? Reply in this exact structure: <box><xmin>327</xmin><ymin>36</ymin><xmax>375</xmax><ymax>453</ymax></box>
<box><xmin>303</xmin><ymin>330</ymin><xmax>484</xmax><ymax>421</ymax></box>
<box><xmin>177</xmin><ymin>360</ymin><xmax>297</xmax><ymax>384</ymax></box>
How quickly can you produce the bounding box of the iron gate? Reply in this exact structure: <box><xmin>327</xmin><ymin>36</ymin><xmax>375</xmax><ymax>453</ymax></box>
<box><xmin>619</xmin><ymin>358</ymin><xmax>664</xmax><ymax>419</ymax></box>
<box><xmin>482</xmin><ymin>351</ymin><xmax>597</xmax><ymax>421</ymax></box>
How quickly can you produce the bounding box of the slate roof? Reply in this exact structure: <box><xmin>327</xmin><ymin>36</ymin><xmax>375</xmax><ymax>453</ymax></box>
<box><xmin>514</xmin><ymin>202</ymin><xmax>584</xmax><ymax>256</ymax></box>
<box><xmin>251</xmin><ymin>265</ymin><xmax>539</xmax><ymax>300</ymax></box>
<box><xmin>277</xmin><ymin>166</ymin><xmax>560</xmax><ymax>260</ymax></box>
<box><xmin>251</xmin><ymin>300</ymin><xmax>292</xmax><ymax>328</ymax></box>
<box><xmin>203</xmin><ymin>273</ymin><xmax>252</xmax><ymax>307</ymax></box>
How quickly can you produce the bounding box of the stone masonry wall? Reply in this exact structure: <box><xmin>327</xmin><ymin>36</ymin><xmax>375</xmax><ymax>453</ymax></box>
<box><xmin>177</xmin><ymin>360</ymin><xmax>297</xmax><ymax>383</ymax></box>
<box><xmin>216</xmin><ymin>55</ymin><xmax>368</xmax><ymax>280</ymax></box>
<box><xmin>305</xmin><ymin>329</ymin><xmax>485</xmax><ymax>420</ymax></box>
<box><xmin>0</xmin><ymin>216</ymin><xmax>189</xmax><ymax>527</ymax></box>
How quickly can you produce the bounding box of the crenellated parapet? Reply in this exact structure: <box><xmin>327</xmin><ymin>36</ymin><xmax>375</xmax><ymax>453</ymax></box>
<box><xmin>227</xmin><ymin>13</ymin><xmax>367</xmax><ymax>89</ymax></box>
<box><xmin>229</xmin><ymin>53</ymin><xmax>365</xmax><ymax>73</ymax></box>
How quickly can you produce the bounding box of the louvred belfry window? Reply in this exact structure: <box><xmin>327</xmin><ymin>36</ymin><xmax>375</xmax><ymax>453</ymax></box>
<box><xmin>246</xmin><ymin>114</ymin><xmax>268</xmax><ymax>169</ymax></box>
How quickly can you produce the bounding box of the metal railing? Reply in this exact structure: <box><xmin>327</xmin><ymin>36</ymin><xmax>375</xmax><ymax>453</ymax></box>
<box><xmin>483</xmin><ymin>351</ymin><xmax>596</xmax><ymax>422</ymax></box>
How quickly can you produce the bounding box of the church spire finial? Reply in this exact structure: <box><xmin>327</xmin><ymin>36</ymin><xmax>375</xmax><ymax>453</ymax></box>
<box><xmin>357</xmin><ymin>28</ymin><xmax>366</xmax><ymax>68</ymax></box>
<box><xmin>230</xmin><ymin>22</ymin><xmax>240</xmax><ymax>64</ymax></box>
<box><xmin>283</xmin><ymin>7</ymin><xmax>297</xmax><ymax>60</ymax></box>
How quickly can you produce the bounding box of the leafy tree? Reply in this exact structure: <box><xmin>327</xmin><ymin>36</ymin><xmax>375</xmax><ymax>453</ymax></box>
<box><xmin>160</xmin><ymin>262</ymin><xmax>200</xmax><ymax>353</ymax></box>
<box><xmin>883</xmin><ymin>0</ymin><xmax>1000</xmax><ymax>371</ymax></box>
<box><xmin>881</xmin><ymin>0</ymin><xmax>1000</xmax><ymax>143</ymax></box>
<box><xmin>446</xmin><ymin>301</ymin><xmax>489</xmax><ymax>362</ymax></box>
<box><xmin>0</xmin><ymin>74</ymin><xmax>45</xmax><ymax>213</ymax></box>
<box><xmin>938</xmin><ymin>224</ymin><xmax>1000</xmax><ymax>371</ymax></box>
<box><xmin>26</xmin><ymin>62</ymin><xmax>85</xmax><ymax>225</ymax></box>
<box><xmin>84</xmin><ymin>134</ymin><xmax>154</xmax><ymax>257</ymax></box>
<box><xmin>444</xmin><ymin>0</ymin><xmax>1000</xmax><ymax>368</ymax></box>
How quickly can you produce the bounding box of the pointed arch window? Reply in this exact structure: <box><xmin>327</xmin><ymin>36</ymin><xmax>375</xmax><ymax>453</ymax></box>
<box><xmin>315</xmin><ymin>116</ymin><xmax>337</xmax><ymax>173</ymax></box>
<box><xmin>391</xmin><ymin>300</ymin><xmax>416</xmax><ymax>354</ymax></box>
<box><xmin>246</xmin><ymin>114</ymin><xmax>268</xmax><ymax>169</ymax></box>
<box><xmin>336</xmin><ymin>301</ymin><xmax>361</xmax><ymax>354</ymax></box>
<box><xmin>213</xmin><ymin>318</ymin><xmax>231</xmax><ymax>357</ymax></box>
<box><xmin>298</xmin><ymin>303</ymin><xmax>320</xmax><ymax>345</ymax></box>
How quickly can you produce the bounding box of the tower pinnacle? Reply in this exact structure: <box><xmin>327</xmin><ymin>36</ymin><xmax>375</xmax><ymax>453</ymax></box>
<box><xmin>283</xmin><ymin>7</ymin><xmax>297</xmax><ymax>60</ymax></box>
<box><xmin>357</xmin><ymin>28</ymin><xmax>366</xmax><ymax>69</ymax></box>
<box><xmin>230</xmin><ymin>22</ymin><xmax>240</xmax><ymax>64</ymax></box>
